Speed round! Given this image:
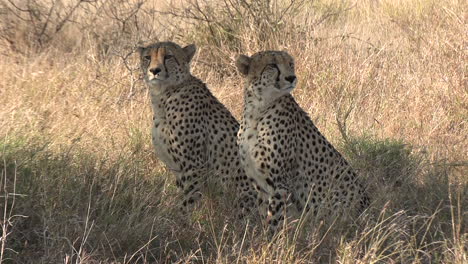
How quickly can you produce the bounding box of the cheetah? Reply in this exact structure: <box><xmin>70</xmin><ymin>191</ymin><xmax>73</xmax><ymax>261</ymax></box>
<box><xmin>236</xmin><ymin>50</ymin><xmax>369</xmax><ymax>235</ymax></box>
<box><xmin>138</xmin><ymin>41</ymin><xmax>256</xmax><ymax>216</ymax></box>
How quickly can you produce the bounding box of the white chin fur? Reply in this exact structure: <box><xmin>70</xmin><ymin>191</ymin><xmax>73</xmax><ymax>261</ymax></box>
<box><xmin>275</xmin><ymin>85</ymin><xmax>295</xmax><ymax>91</ymax></box>
<box><xmin>147</xmin><ymin>77</ymin><xmax>167</xmax><ymax>84</ymax></box>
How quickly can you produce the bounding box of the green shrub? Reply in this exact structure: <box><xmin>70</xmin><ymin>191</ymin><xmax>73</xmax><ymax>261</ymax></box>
<box><xmin>342</xmin><ymin>135</ymin><xmax>417</xmax><ymax>188</ymax></box>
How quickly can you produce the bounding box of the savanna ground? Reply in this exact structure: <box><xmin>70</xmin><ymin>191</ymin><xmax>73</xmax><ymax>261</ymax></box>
<box><xmin>0</xmin><ymin>0</ymin><xmax>466</xmax><ymax>263</ymax></box>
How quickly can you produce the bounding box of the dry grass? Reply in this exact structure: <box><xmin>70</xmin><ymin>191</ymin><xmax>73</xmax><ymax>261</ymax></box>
<box><xmin>0</xmin><ymin>0</ymin><xmax>466</xmax><ymax>263</ymax></box>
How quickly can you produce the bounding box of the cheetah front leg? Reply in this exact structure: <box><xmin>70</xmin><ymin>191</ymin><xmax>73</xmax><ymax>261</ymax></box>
<box><xmin>234</xmin><ymin>170</ymin><xmax>259</xmax><ymax>220</ymax></box>
<box><xmin>175</xmin><ymin>169</ymin><xmax>205</xmax><ymax>215</ymax></box>
<box><xmin>256</xmin><ymin>189</ymin><xmax>269</xmax><ymax>223</ymax></box>
<box><xmin>266</xmin><ymin>188</ymin><xmax>289</xmax><ymax>238</ymax></box>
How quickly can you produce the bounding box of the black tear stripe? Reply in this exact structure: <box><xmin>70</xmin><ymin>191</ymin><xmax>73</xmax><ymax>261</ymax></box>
<box><xmin>163</xmin><ymin>52</ymin><xmax>169</xmax><ymax>76</ymax></box>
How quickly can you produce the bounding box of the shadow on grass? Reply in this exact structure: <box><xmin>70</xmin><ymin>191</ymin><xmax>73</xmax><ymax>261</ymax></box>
<box><xmin>1</xmin><ymin>135</ymin><xmax>466</xmax><ymax>263</ymax></box>
<box><xmin>339</xmin><ymin>135</ymin><xmax>467</xmax><ymax>260</ymax></box>
<box><xmin>0</xmin><ymin>136</ymin><xmax>242</xmax><ymax>263</ymax></box>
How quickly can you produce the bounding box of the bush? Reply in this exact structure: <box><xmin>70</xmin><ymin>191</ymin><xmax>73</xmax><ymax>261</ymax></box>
<box><xmin>0</xmin><ymin>0</ymin><xmax>159</xmax><ymax>57</ymax></box>
<box><xmin>159</xmin><ymin>0</ymin><xmax>307</xmax><ymax>50</ymax></box>
<box><xmin>342</xmin><ymin>135</ymin><xmax>417</xmax><ymax>188</ymax></box>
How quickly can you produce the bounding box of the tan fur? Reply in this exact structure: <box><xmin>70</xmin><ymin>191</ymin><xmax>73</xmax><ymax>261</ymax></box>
<box><xmin>139</xmin><ymin>41</ymin><xmax>256</xmax><ymax>217</ymax></box>
<box><xmin>236</xmin><ymin>50</ymin><xmax>369</xmax><ymax>236</ymax></box>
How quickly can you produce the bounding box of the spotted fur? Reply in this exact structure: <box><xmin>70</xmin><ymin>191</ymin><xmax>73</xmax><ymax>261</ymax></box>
<box><xmin>139</xmin><ymin>41</ymin><xmax>256</xmax><ymax>216</ymax></box>
<box><xmin>236</xmin><ymin>51</ymin><xmax>369</xmax><ymax>235</ymax></box>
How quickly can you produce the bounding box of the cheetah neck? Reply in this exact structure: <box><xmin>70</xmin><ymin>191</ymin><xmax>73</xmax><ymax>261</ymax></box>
<box><xmin>243</xmin><ymin>87</ymin><xmax>286</xmax><ymax>122</ymax></box>
<box><xmin>148</xmin><ymin>75</ymin><xmax>196</xmax><ymax>119</ymax></box>
<box><xmin>242</xmin><ymin>90</ymin><xmax>271</xmax><ymax>129</ymax></box>
<box><xmin>149</xmin><ymin>89</ymin><xmax>169</xmax><ymax>119</ymax></box>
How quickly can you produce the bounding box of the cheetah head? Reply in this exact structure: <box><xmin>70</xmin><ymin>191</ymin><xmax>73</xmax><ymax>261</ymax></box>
<box><xmin>138</xmin><ymin>42</ymin><xmax>196</xmax><ymax>89</ymax></box>
<box><xmin>236</xmin><ymin>51</ymin><xmax>296</xmax><ymax>102</ymax></box>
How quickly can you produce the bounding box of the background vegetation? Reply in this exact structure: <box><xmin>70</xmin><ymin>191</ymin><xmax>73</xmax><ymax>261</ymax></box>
<box><xmin>0</xmin><ymin>0</ymin><xmax>466</xmax><ymax>263</ymax></box>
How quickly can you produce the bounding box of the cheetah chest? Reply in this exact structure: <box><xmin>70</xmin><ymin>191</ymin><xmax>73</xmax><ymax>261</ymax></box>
<box><xmin>152</xmin><ymin>118</ymin><xmax>181</xmax><ymax>172</ymax></box>
<box><xmin>239</xmin><ymin>123</ymin><xmax>273</xmax><ymax>194</ymax></box>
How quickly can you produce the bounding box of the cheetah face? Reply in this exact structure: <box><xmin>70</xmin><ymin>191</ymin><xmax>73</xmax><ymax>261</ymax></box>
<box><xmin>138</xmin><ymin>42</ymin><xmax>196</xmax><ymax>89</ymax></box>
<box><xmin>236</xmin><ymin>51</ymin><xmax>296</xmax><ymax>101</ymax></box>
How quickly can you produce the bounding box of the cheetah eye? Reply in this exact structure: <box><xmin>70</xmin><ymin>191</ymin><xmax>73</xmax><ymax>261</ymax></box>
<box><xmin>164</xmin><ymin>54</ymin><xmax>174</xmax><ymax>60</ymax></box>
<box><xmin>144</xmin><ymin>55</ymin><xmax>151</xmax><ymax>61</ymax></box>
<box><xmin>289</xmin><ymin>62</ymin><xmax>295</xmax><ymax>68</ymax></box>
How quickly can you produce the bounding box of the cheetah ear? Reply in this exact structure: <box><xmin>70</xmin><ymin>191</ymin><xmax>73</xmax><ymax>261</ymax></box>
<box><xmin>236</xmin><ymin>54</ymin><xmax>251</xmax><ymax>75</ymax></box>
<box><xmin>183</xmin><ymin>44</ymin><xmax>196</xmax><ymax>62</ymax></box>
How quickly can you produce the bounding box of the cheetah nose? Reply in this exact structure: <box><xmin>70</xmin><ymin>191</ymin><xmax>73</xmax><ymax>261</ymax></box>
<box><xmin>285</xmin><ymin>75</ymin><xmax>296</xmax><ymax>83</ymax></box>
<box><xmin>149</xmin><ymin>68</ymin><xmax>161</xmax><ymax>75</ymax></box>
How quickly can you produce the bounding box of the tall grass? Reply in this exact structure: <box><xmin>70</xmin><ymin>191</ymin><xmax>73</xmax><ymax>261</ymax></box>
<box><xmin>0</xmin><ymin>0</ymin><xmax>466</xmax><ymax>263</ymax></box>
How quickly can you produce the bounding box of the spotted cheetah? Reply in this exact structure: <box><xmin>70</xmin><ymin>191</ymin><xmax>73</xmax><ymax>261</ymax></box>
<box><xmin>138</xmin><ymin>41</ymin><xmax>256</xmax><ymax>216</ymax></box>
<box><xmin>236</xmin><ymin>51</ymin><xmax>369</xmax><ymax>235</ymax></box>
